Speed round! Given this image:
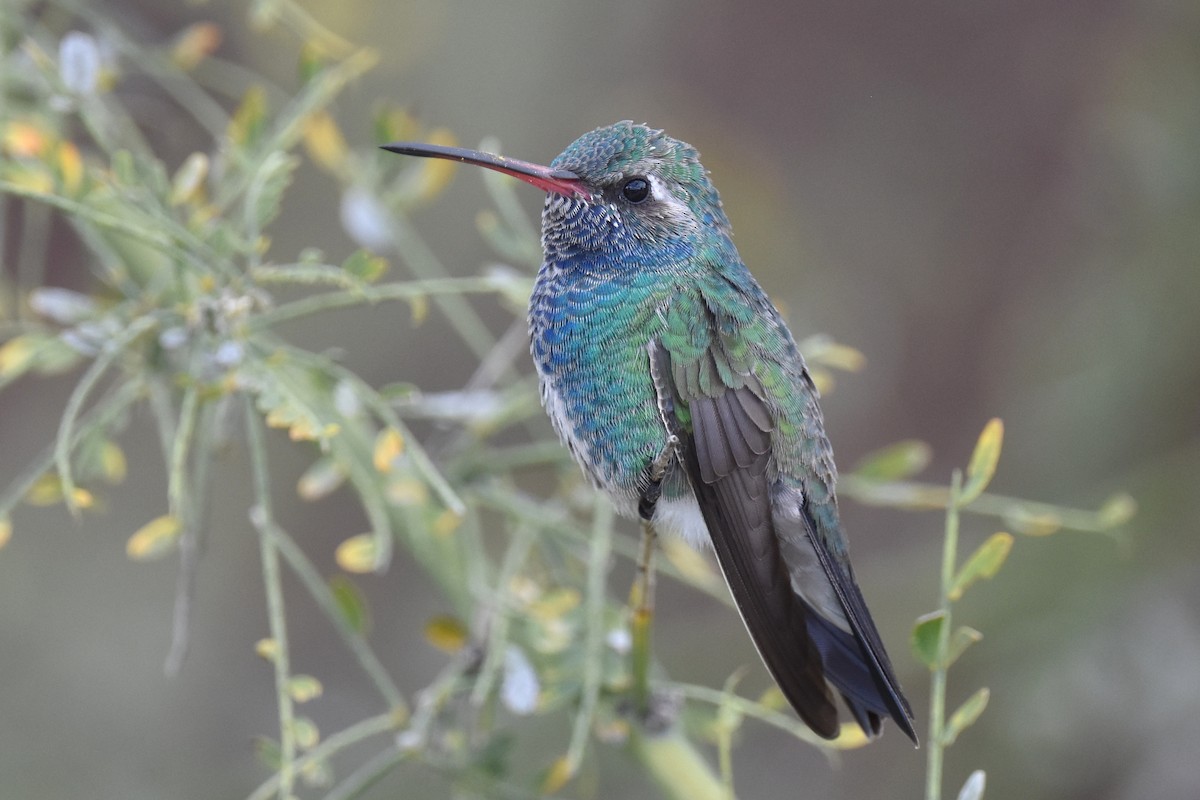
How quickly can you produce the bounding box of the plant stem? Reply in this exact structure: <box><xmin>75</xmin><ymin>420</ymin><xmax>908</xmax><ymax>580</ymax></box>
<box><xmin>270</xmin><ymin>521</ymin><xmax>407</xmax><ymax>712</ymax></box>
<box><xmin>630</xmin><ymin>518</ymin><xmax>657</xmax><ymax>717</ymax></box>
<box><xmin>0</xmin><ymin>380</ymin><xmax>142</xmax><ymax>520</ymax></box>
<box><xmin>247</xmin><ymin>276</ymin><xmax>514</xmax><ymax>330</ymax></box>
<box><xmin>0</xmin><ymin>179</ymin><xmax>182</xmax><ymax>253</ymax></box>
<box><xmin>469</xmin><ymin>521</ymin><xmax>535</xmax><ymax>709</ymax></box>
<box><xmin>926</xmin><ymin>469</ymin><xmax>963</xmax><ymax>800</ymax></box>
<box><xmin>320</xmin><ymin>745</ymin><xmax>407</xmax><ymax>800</ymax></box>
<box><xmin>566</xmin><ymin>497</ymin><xmax>612</xmax><ymax>772</ymax></box>
<box><xmin>244</xmin><ymin>712</ymin><xmax>400</xmax><ymax>800</ymax></box>
<box><xmin>665</xmin><ymin>683</ymin><xmax>835</xmax><ymax>751</ymax></box>
<box><xmin>53</xmin><ymin>313</ymin><xmax>157</xmax><ymax>513</ymax></box>
<box><xmin>627</xmin><ymin>727</ymin><xmax>727</xmax><ymax>800</ymax></box>
<box><xmin>840</xmin><ymin>474</ymin><xmax>1125</xmax><ymax>538</ymax></box>
<box><xmin>165</xmin><ymin>388</ymin><xmax>209</xmax><ymax>676</ymax></box>
<box><xmin>245</xmin><ymin>400</ymin><xmax>296</xmax><ymax>800</ymax></box>
<box><xmin>383</xmin><ymin>212</ymin><xmax>499</xmax><ymax>361</ymax></box>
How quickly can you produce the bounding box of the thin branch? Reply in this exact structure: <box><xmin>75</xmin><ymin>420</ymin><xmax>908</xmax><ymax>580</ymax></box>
<box><xmin>320</xmin><ymin>745</ymin><xmax>406</xmax><ymax>800</ymax></box>
<box><xmin>0</xmin><ymin>180</ymin><xmax>168</xmax><ymax>250</ymax></box>
<box><xmin>270</xmin><ymin>521</ymin><xmax>407</xmax><ymax>711</ymax></box>
<box><xmin>244</xmin><ymin>712</ymin><xmax>400</xmax><ymax>800</ymax></box>
<box><xmin>841</xmin><ymin>474</ymin><xmax>1126</xmax><ymax>538</ymax></box>
<box><xmin>53</xmin><ymin>314</ymin><xmax>157</xmax><ymax>513</ymax></box>
<box><xmin>666</xmin><ymin>682</ymin><xmax>835</xmax><ymax>753</ymax></box>
<box><xmin>566</xmin><ymin>498</ymin><xmax>612</xmax><ymax>772</ymax></box>
<box><xmin>925</xmin><ymin>470</ymin><xmax>963</xmax><ymax>800</ymax></box>
<box><xmin>245</xmin><ymin>400</ymin><xmax>296</xmax><ymax>800</ymax></box>
<box><xmin>469</xmin><ymin>520</ymin><xmax>536</xmax><ymax>710</ymax></box>
<box><xmin>164</xmin><ymin>385</ymin><xmax>202</xmax><ymax>676</ymax></box>
<box><xmin>247</xmin><ymin>276</ymin><xmax>516</xmax><ymax>330</ymax></box>
<box><xmin>0</xmin><ymin>380</ymin><xmax>142</xmax><ymax>520</ymax></box>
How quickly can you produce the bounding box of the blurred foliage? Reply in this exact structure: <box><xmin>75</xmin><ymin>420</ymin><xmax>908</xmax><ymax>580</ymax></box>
<box><xmin>0</xmin><ymin>3</ymin><xmax>1136</xmax><ymax>799</ymax></box>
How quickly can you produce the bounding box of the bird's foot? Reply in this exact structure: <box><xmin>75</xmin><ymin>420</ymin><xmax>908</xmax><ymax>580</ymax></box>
<box><xmin>637</xmin><ymin>434</ymin><xmax>679</xmax><ymax>521</ymax></box>
<box><xmin>618</xmin><ymin>686</ymin><xmax>684</xmax><ymax>736</ymax></box>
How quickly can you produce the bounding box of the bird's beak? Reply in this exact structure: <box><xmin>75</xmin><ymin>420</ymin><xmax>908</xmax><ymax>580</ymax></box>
<box><xmin>381</xmin><ymin>142</ymin><xmax>591</xmax><ymax>199</ymax></box>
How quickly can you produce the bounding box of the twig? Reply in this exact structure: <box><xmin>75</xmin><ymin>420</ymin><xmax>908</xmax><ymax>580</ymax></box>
<box><xmin>54</xmin><ymin>314</ymin><xmax>157</xmax><ymax>513</ymax></box>
<box><xmin>925</xmin><ymin>470</ymin><xmax>963</xmax><ymax>800</ymax></box>
<box><xmin>245</xmin><ymin>400</ymin><xmax>296</xmax><ymax>799</ymax></box>
<box><xmin>270</xmin><ymin>521</ymin><xmax>407</xmax><ymax>711</ymax></box>
<box><xmin>164</xmin><ymin>385</ymin><xmax>203</xmax><ymax>676</ymax></box>
<box><xmin>565</xmin><ymin>497</ymin><xmax>613</xmax><ymax>773</ymax></box>
<box><xmin>244</xmin><ymin>712</ymin><xmax>400</xmax><ymax>800</ymax></box>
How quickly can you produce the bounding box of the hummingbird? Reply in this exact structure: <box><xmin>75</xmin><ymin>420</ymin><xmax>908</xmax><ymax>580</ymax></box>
<box><xmin>383</xmin><ymin>121</ymin><xmax>917</xmax><ymax>744</ymax></box>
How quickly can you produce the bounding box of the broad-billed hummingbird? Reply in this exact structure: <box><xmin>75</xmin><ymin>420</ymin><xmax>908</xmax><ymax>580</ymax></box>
<box><xmin>383</xmin><ymin>121</ymin><xmax>917</xmax><ymax>744</ymax></box>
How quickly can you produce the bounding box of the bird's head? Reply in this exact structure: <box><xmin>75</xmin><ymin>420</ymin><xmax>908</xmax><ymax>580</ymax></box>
<box><xmin>383</xmin><ymin>121</ymin><xmax>732</xmax><ymax>266</ymax></box>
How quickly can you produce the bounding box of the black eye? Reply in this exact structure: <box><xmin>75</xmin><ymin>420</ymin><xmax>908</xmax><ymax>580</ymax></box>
<box><xmin>622</xmin><ymin>177</ymin><xmax>650</xmax><ymax>203</ymax></box>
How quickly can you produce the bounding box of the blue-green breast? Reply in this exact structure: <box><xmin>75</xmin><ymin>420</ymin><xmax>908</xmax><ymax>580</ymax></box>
<box><xmin>529</xmin><ymin>252</ymin><xmax>687</xmax><ymax>505</ymax></box>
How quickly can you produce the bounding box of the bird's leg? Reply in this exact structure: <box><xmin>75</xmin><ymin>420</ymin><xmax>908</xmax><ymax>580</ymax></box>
<box><xmin>630</xmin><ymin>341</ymin><xmax>681</xmax><ymax>718</ymax></box>
<box><xmin>630</xmin><ymin>437</ymin><xmax>676</xmax><ymax>719</ymax></box>
<box><xmin>637</xmin><ymin>432</ymin><xmax>679</xmax><ymax>520</ymax></box>
<box><xmin>640</xmin><ymin>338</ymin><xmax>683</xmax><ymax>523</ymax></box>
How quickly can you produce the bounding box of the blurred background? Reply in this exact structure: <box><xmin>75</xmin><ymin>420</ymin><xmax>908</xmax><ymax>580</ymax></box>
<box><xmin>2</xmin><ymin>0</ymin><xmax>1198</xmax><ymax>798</ymax></box>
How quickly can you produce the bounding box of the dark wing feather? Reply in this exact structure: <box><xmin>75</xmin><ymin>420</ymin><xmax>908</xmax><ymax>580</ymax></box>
<box><xmin>650</xmin><ymin>334</ymin><xmax>917</xmax><ymax>744</ymax></box>
<box><xmin>797</xmin><ymin>502</ymin><xmax>918</xmax><ymax>742</ymax></box>
<box><xmin>649</xmin><ymin>342</ymin><xmax>842</xmax><ymax>739</ymax></box>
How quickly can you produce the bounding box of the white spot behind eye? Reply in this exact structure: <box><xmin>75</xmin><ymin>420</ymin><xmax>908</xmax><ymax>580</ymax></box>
<box><xmin>647</xmin><ymin>174</ymin><xmax>699</xmax><ymax>232</ymax></box>
<box><xmin>646</xmin><ymin>175</ymin><xmax>666</xmax><ymax>202</ymax></box>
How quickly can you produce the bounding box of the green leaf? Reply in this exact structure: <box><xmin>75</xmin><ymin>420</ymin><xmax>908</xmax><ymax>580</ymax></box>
<box><xmin>228</xmin><ymin>85</ymin><xmax>268</xmax><ymax>149</ymax></box>
<box><xmin>945</xmin><ymin>626</ymin><xmax>984</xmax><ymax>667</ymax></box>
<box><xmin>252</xmin><ymin>262</ymin><xmax>362</xmax><ymax>289</ymax></box>
<box><xmin>0</xmin><ymin>333</ymin><xmax>82</xmax><ymax>385</ymax></box>
<box><xmin>943</xmin><ymin>687</ymin><xmax>990</xmax><ymax>746</ymax></box>
<box><xmin>75</xmin><ymin>431</ymin><xmax>128</xmax><ymax>486</ymax></box>
<box><xmin>297</xmin><ymin>456</ymin><xmax>346</xmax><ymax>500</ymax></box>
<box><xmin>287</xmin><ymin>674</ymin><xmax>324</xmax><ymax>703</ymax></box>
<box><xmin>97</xmin><ymin>440</ymin><xmax>128</xmax><ymax>484</ymax></box>
<box><xmin>960</xmin><ymin>418</ymin><xmax>1003</xmax><ymax>505</ymax></box>
<box><xmin>852</xmin><ymin>439</ymin><xmax>932</xmax><ymax>481</ymax></box>
<box><xmin>255</xmin><ymin>638</ymin><xmax>279</xmax><ymax>661</ymax></box>
<box><xmin>425</xmin><ymin>614</ymin><xmax>469</xmax><ymax>653</ymax></box>
<box><xmin>25</xmin><ymin>472</ymin><xmax>93</xmax><ymax>508</ymax></box>
<box><xmin>255</xmin><ymin>736</ymin><xmax>281</xmax><ymax>770</ymax></box>
<box><xmin>111</xmin><ymin>150</ymin><xmax>137</xmax><ymax>185</ymax></box>
<box><xmin>244</xmin><ymin>356</ymin><xmax>342</xmax><ymax>445</ymax></box>
<box><xmin>342</xmin><ymin>249</ymin><xmax>388</xmax><ymax>283</ymax></box>
<box><xmin>911</xmin><ymin>610</ymin><xmax>945</xmax><ymax>669</ymax></box>
<box><xmin>169</xmin><ymin>152</ymin><xmax>209</xmax><ymax>205</ymax></box>
<box><xmin>329</xmin><ymin>574</ymin><xmax>370</xmax><ymax>634</ymax></box>
<box><xmin>246</xmin><ymin>150</ymin><xmax>297</xmax><ymax>231</ymax></box>
<box><xmin>298</xmin><ymin>41</ymin><xmax>328</xmax><ymax>85</ymax></box>
<box><xmin>171</xmin><ymin>22</ymin><xmax>222</xmax><ymax>71</ymax></box>
<box><xmin>1097</xmin><ymin>492</ymin><xmax>1137</xmax><ymax>528</ymax></box>
<box><xmin>372</xmin><ymin>427</ymin><xmax>405</xmax><ymax>472</ymax></box>
<box><xmin>291</xmin><ymin>716</ymin><xmax>319</xmax><ymax>750</ymax></box>
<box><xmin>956</xmin><ymin>770</ymin><xmax>986</xmax><ymax>800</ymax></box>
<box><xmin>299</xmin><ymin>755</ymin><xmax>333</xmax><ymax>788</ymax></box>
<box><xmin>798</xmin><ymin>334</ymin><xmax>866</xmax><ymax>372</ymax></box>
<box><xmin>1004</xmin><ymin>508</ymin><xmax>1062</xmax><ymax>537</ymax></box>
<box><xmin>126</xmin><ymin>514</ymin><xmax>181</xmax><ymax>560</ymax></box>
<box><xmin>0</xmin><ymin>335</ymin><xmax>41</xmax><ymax>382</ymax></box>
<box><xmin>949</xmin><ymin>532</ymin><xmax>1014</xmax><ymax>601</ymax></box>
<box><xmin>541</xmin><ymin>755</ymin><xmax>576</xmax><ymax>795</ymax></box>
<box><xmin>335</xmin><ymin>533</ymin><xmax>378</xmax><ymax>573</ymax></box>
<box><xmin>373</xmin><ymin>103</ymin><xmax>416</xmax><ymax>146</ymax></box>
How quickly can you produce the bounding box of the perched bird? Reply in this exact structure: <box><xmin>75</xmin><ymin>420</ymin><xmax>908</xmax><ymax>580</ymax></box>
<box><xmin>383</xmin><ymin>122</ymin><xmax>917</xmax><ymax>744</ymax></box>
